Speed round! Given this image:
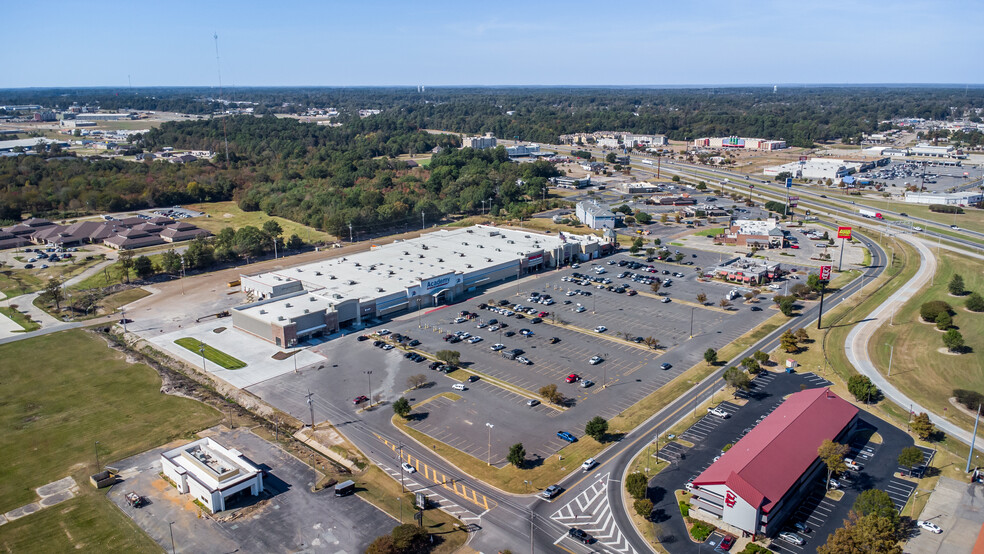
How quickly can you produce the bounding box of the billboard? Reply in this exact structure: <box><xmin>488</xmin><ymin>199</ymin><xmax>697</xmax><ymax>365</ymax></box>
<box><xmin>837</xmin><ymin>226</ymin><xmax>853</xmax><ymax>240</ymax></box>
<box><xmin>820</xmin><ymin>265</ymin><xmax>832</xmax><ymax>281</ymax></box>
<box><xmin>789</xmin><ymin>196</ymin><xmax>799</xmax><ymax>207</ymax></box>
<box><xmin>785</xmin><ymin>178</ymin><xmax>793</xmax><ymax>188</ymax></box>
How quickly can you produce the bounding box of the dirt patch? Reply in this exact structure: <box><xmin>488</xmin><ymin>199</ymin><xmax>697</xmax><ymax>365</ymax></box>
<box><xmin>213</xmin><ymin>327</ymin><xmax>226</xmax><ymax>333</ymax></box>
<box><xmin>936</xmin><ymin>347</ymin><xmax>963</xmax><ymax>356</ymax></box>
<box><xmin>271</xmin><ymin>351</ymin><xmax>295</xmax><ymax>361</ymax></box>
<box><xmin>311</xmin><ymin>426</ymin><xmax>345</xmax><ymax>447</ymax></box>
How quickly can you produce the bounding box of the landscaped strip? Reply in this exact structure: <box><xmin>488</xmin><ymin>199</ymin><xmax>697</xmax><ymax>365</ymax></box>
<box><xmin>174</xmin><ymin>337</ymin><xmax>247</xmax><ymax>369</ymax></box>
<box><xmin>0</xmin><ymin>306</ymin><xmax>40</xmax><ymax>332</ymax></box>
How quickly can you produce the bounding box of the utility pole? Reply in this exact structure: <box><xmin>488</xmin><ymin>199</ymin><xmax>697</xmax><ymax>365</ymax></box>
<box><xmin>198</xmin><ymin>342</ymin><xmax>206</xmax><ymax>372</ymax></box>
<box><xmin>888</xmin><ymin>345</ymin><xmax>894</xmax><ymax>377</ymax></box>
<box><xmin>305</xmin><ymin>390</ymin><xmax>315</xmax><ymax>428</ymax></box>
<box><xmin>213</xmin><ymin>32</ymin><xmax>229</xmax><ymax>164</ymax></box>
<box><xmin>169</xmin><ymin>521</ymin><xmax>176</xmax><ymax>554</ymax></box>
<box><xmin>421</xmin><ymin>211</ymin><xmax>425</xmax><ymax>230</ymax></box>
<box><xmin>94</xmin><ymin>441</ymin><xmax>100</xmax><ymax>470</ymax></box>
<box><xmin>366</xmin><ymin>370</ymin><xmax>373</xmax><ymax>406</ymax></box>
<box><xmin>398</xmin><ymin>443</ymin><xmax>405</xmax><ymax>492</ymax></box>
<box><xmin>529</xmin><ymin>508</ymin><xmax>535</xmax><ymax>554</ymax></box>
<box><xmin>486</xmin><ymin>422</ymin><xmax>494</xmax><ymax>466</ymax></box>
<box><xmin>817</xmin><ymin>280</ymin><xmax>827</xmax><ymax>330</ymax></box>
<box><xmin>966</xmin><ymin>405</ymin><xmax>981</xmax><ymax>473</ymax></box>
<box><xmin>348</xmin><ymin>222</ymin><xmax>353</xmax><ymax>243</ymax></box>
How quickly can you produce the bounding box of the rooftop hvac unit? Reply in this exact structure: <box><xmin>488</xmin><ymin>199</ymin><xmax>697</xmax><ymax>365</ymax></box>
<box><xmin>309</xmin><ymin>296</ymin><xmax>317</xmax><ymax>302</ymax></box>
<box><xmin>259</xmin><ymin>309</ymin><xmax>267</xmax><ymax>314</ymax></box>
<box><xmin>486</xmin><ymin>258</ymin><xmax>492</xmax><ymax>262</ymax></box>
<box><xmin>418</xmin><ymin>254</ymin><xmax>424</xmax><ymax>258</ymax></box>
<box><xmin>329</xmin><ymin>275</ymin><xmax>336</xmax><ymax>279</ymax></box>
<box><xmin>285</xmin><ymin>303</ymin><xmax>292</xmax><ymax>308</ymax></box>
<box><xmin>478</xmin><ymin>244</ymin><xmax>483</xmax><ymax>248</ymax></box>
<box><xmin>388</xmin><ymin>270</ymin><xmax>394</xmax><ymax>275</ymax></box>
<box><xmin>296</xmin><ymin>268</ymin><xmax>302</xmax><ymax>272</ymax></box>
<box><xmin>354</xmin><ymin>262</ymin><xmax>361</xmax><ymax>267</ymax></box>
<box><xmin>348</xmin><ymin>280</ymin><xmax>356</xmax><ymax>285</ymax></box>
<box><xmin>277</xmin><ymin>316</ymin><xmax>285</xmax><ymax>321</ymax></box>
<box><xmin>314</xmin><ymin>271</ymin><xmax>322</xmax><ymax>276</ymax></box>
<box><xmin>404</xmin><ymin>251</ymin><xmax>409</xmax><ymax>255</ymax></box>
<box><xmin>376</xmin><ymin>287</ymin><xmax>384</xmax><ymax>292</ymax></box>
<box><xmin>462</xmin><ymin>241</ymin><xmax>468</xmax><ymax>245</ymax></box>
<box><xmin>466</xmin><ymin>229</ymin><xmax>473</xmax><ymax>233</ymax></box>
<box><xmin>421</xmin><ymin>245</ymin><xmax>429</xmax><ymax>250</ymax></box>
<box><xmin>333</xmin><ymin>293</ymin><xmax>343</xmax><ymax>299</ymax></box>
<box><xmin>459</xmin><ymin>253</ymin><xmax>465</xmax><ymax>257</ymax></box>
<box><xmin>525</xmin><ymin>235</ymin><xmax>531</xmax><ymax>238</ymax></box>
<box><xmin>496</xmin><ymin>248</ymin><xmax>501</xmax><ymax>252</ymax></box>
<box><xmin>303</xmin><ymin>309</ymin><xmax>309</xmax><ymax>314</ymax></box>
<box><xmin>465</xmin><ymin>264</ymin><xmax>472</xmax><ymax>268</ymax></box>
<box><xmin>507</xmin><ymin>240</ymin><xmax>515</xmax><ymax>244</ymax></box>
<box><xmin>437</xmin><ymin>258</ymin><xmax>443</xmax><ymax>262</ymax></box>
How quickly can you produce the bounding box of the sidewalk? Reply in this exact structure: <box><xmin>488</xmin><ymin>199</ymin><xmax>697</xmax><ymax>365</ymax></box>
<box><xmin>844</xmin><ymin>234</ymin><xmax>984</xmax><ymax>453</ymax></box>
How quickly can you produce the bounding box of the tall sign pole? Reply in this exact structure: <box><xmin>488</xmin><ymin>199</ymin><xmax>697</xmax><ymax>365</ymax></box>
<box><xmin>967</xmin><ymin>405</ymin><xmax>981</xmax><ymax>473</ymax></box>
<box><xmin>817</xmin><ymin>265</ymin><xmax>832</xmax><ymax>330</ymax></box>
<box><xmin>836</xmin><ymin>227</ymin><xmax>852</xmax><ymax>271</ymax></box>
<box><xmin>785</xmin><ymin>178</ymin><xmax>792</xmax><ymax>218</ymax></box>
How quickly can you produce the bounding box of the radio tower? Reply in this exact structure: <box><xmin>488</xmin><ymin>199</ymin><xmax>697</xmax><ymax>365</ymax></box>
<box><xmin>214</xmin><ymin>32</ymin><xmax>229</xmax><ymax>164</ymax></box>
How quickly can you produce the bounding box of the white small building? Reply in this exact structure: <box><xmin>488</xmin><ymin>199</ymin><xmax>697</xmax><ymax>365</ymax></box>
<box><xmin>161</xmin><ymin>438</ymin><xmax>264</xmax><ymax>513</ymax></box>
<box><xmin>763</xmin><ymin>159</ymin><xmax>859</xmax><ymax>181</ymax></box>
<box><xmin>462</xmin><ymin>133</ymin><xmax>497</xmax><ymax>150</ymax></box>
<box><xmin>904</xmin><ymin>191</ymin><xmax>983</xmax><ymax>206</ymax></box>
<box><xmin>596</xmin><ymin>138</ymin><xmax>619</xmax><ymax>149</ymax></box>
<box><xmin>505</xmin><ymin>143</ymin><xmax>540</xmax><ymax>157</ymax></box>
<box><xmin>624</xmin><ymin>134</ymin><xmax>668</xmax><ymax>148</ymax></box>
<box><xmin>576</xmin><ymin>200</ymin><xmax>618</xmax><ymax>230</ymax></box>
<box><xmin>910</xmin><ymin>143</ymin><xmax>956</xmax><ymax>158</ymax></box>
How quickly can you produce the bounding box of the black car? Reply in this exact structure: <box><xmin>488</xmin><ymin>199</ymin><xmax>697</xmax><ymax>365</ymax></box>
<box><xmin>504</xmin><ymin>331</ymin><xmax>516</xmax><ymax>337</ymax></box>
<box><xmin>549</xmin><ymin>337</ymin><xmax>560</xmax><ymax>344</ymax></box>
<box><xmin>408</xmin><ymin>339</ymin><xmax>420</xmax><ymax>347</ymax></box>
<box><xmin>750</xmin><ymin>306</ymin><xmax>762</xmax><ymax>311</ymax></box>
<box><xmin>568</xmin><ymin>528</ymin><xmax>592</xmax><ymax>544</ymax></box>
<box><xmin>429</xmin><ymin>361</ymin><xmax>442</xmax><ymax>370</ymax></box>
<box><xmin>372</xmin><ymin>340</ymin><xmax>383</xmax><ymax>347</ymax></box>
<box><xmin>357</xmin><ymin>335</ymin><xmax>370</xmax><ymax>341</ymax></box>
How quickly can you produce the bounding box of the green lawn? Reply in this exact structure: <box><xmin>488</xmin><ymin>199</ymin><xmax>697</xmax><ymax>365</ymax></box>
<box><xmin>0</xmin><ymin>329</ymin><xmax>221</xmax><ymax>514</ymax></box>
<box><xmin>184</xmin><ymin>201</ymin><xmax>335</xmax><ymax>244</ymax></box>
<box><xmin>868</xmin><ymin>250</ymin><xmax>984</xmax><ymax>432</ymax></box>
<box><xmin>0</xmin><ymin>306</ymin><xmax>41</xmax><ymax>331</ymax></box>
<box><xmin>1</xmin><ymin>255</ymin><xmax>106</xmax><ymax>299</ymax></box>
<box><xmin>853</xmin><ymin>196</ymin><xmax>984</xmax><ymax>235</ymax></box>
<box><xmin>70</xmin><ymin>254</ymin><xmax>164</xmax><ymax>291</ymax></box>
<box><xmin>174</xmin><ymin>337</ymin><xmax>247</xmax><ymax>369</ymax></box>
<box><xmin>0</xmin><ymin>493</ymin><xmax>161</xmax><ymax>553</ymax></box>
<box><xmin>693</xmin><ymin>227</ymin><xmax>725</xmax><ymax>237</ymax></box>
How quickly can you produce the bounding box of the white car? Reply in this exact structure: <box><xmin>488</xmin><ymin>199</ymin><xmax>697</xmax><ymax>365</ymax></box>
<box><xmin>827</xmin><ymin>478</ymin><xmax>842</xmax><ymax>489</ymax></box>
<box><xmin>844</xmin><ymin>458</ymin><xmax>862</xmax><ymax>471</ymax></box>
<box><xmin>401</xmin><ymin>462</ymin><xmax>416</xmax><ymax>474</ymax></box>
<box><xmin>661</xmin><ymin>297</ymin><xmax>671</xmax><ymax>303</ymax></box>
<box><xmin>566</xmin><ymin>290</ymin><xmax>577</xmax><ymax>296</ymax></box>
<box><xmin>488</xmin><ymin>325</ymin><xmax>500</xmax><ymax>332</ymax></box>
<box><xmin>917</xmin><ymin>520</ymin><xmax>942</xmax><ymax>534</ymax></box>
<box><xmin>594</xmin><ymin>326</ymin><xmax>607</xmax><ymax>333</ymax></box>
<box><xmin>543</xmin><ymin>298</ymin><xmax>555</xmax><ymax>305</ymax></box>
<box><xmin>382</xmin><ymin>344</ymin><xmax>395</xmax><ymax>351</ymax></box>
<box><xmin>454</xmin><ymin>317</ymin><xmax>466</xmax><ymax>323</ymax></box>
<box><xmin>708</xmin><ymin>407</ymin><xmax>730</xmax><ymax>419</ymax></box>
<box><xmin>377</xmin><ymin>329</ymin><xmax>391</xmax><ymax>335</ymax></box>
<box><xmin>516</xmin><ymin>356</ymin><xmax>532</xmax><ymax>365</ymax></box>
<box><xmin>451</xmin><ymin>383</ymin><xmax>467</xmax><ymax>391</ymax></box>
<box><xmin>490</xmin><ymin>343</ymin><xmax>505</xmax><ymax>351</ymax></box>
<box><xmin>589</xmin><ymin>356</ymin><xmax>603</xmax><ymax>365</ymax></box>
<box><xmin>581</xmin><ymin>458</ymin><xmax>597</xmax><ymax>471</ymax></box>
<box><xmin>476</xmin><ymin>322</ymin><xmax>487</xmax><ymax>328</ymax></box>
<box><xmin>458</xmin><ymin>331</ymin><xmax>471</xmax><ymax>339</ymax></box>
<box><xmin>574</xmin><ymin>306</ymin><xmax>586</xmax><ymax>313</ymax></box>
<box><xmin>468</xmin><ymin>336</ymin><xmax>483</xmax><ymax>344</ymax></box>
<box><xmin>778</xmin><ymin>532</ymin><xmax>804</xmax><ymax>546</ymax></box>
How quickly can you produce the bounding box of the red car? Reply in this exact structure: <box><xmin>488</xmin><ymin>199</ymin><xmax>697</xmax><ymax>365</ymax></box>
<box><xmin>790</xmin><ymin>244</ymin><xmax>800</xmax><ymax>249</ymax></box>
<box><xmin>719</xmin><ymin>536</ymin><xmax>735</xmax><ymax>550</ymax></box>
<box><xmin>353</xmin><ymin>395</ymin><xmax>369</xmax><ymax>405</ymax></box>
<box><xmin>566</xmin><ymin>374</ymin><xmax>580</xmax><ymax>383</ymax></box>
<box><xmin>538</xmin><ymin>311</ymin><xmax>549</xmax><ymax>317</ymax></box>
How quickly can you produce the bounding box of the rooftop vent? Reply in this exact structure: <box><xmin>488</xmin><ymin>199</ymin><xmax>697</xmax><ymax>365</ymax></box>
<box><xmin>437</xmin><ymin>258</ymin><xmax>443</xmax><ymax>262</ymax></box>
<box><xmin>354</xmin><ymin>262</ymin><xmax>361</xmax><ymax>267</ymax></box>
<box><xmin>462</xmin><ymin>241</ymin><xmax>468</xmax><ymax>246</ymax></box>
<box><xmin>421</xmin><ymin>245</ymin><xmax>429</xmax><ymax>250</ymax></box>
<box><xmin>303</xmin><ymin>309</ymin><xmax>309</xmax><ymax>314</ymax></box>
<box><xmin>496</xmin><ymin>248</ymin><xmax>501</xmax><ymax>252</ymax></box>
<box><xmin>418</xmin><ymin>254</ymin><xmax>424</xmax><ymax>259</ymax></box>
<box><xmin>259</xmin><ymin>309</ymin><xmax>267</xmax><ymax>314</ymax></box>
<box><xmin>459</xmin><ymin>253</ymin><xmax>465</xmax><ymax>257</ymax></box>
<box><xmin>329</xmin><ymin>275</ymin><xmax>336</xmax><ymax>280</ymax></box>
<box><xmin>478</xmin><ymin>244</ymin><xmax>483</xmax><ymax>248</ymax></box>
<box><xmin>296</xmin><ymin>268</ymin><xmax>302</xmax><ymax>272</ymax></box>
<box><xmin>348</xmin><ymin>280</ymin><xmax>356</xmax><ymax>285</ymax></box>
<box><xmin>486</xmin><ymin>258</ymin><xmax>492</xmax><ymax>262</ymax></box>
<box><xmin>507</xmin><ymin>240</ymin><xmax>515</xmax><ymax>244</ymax></box>
<box><xmin>314</xmin><ymin>271</ymin><xmax>322</xmax><ymax>276</ymax></box>
<box><xmin>388</xmin><ymin>270</ymin><xmax>394</xmax><ymax>275</ymax></box>
<box><xmin>525</xmin><ymin>235</ymin><xmax>531</xmax><ymax>238</ymax></box>
<box><xmin>333</xmin><ymin>293</ymin><xmax>343</xmax><ymax>299</ymax></box>
<box><xmin>285</xmin><ymin>303</ymin><xmax>292</xmax><ymax>308</ymax></box>
<box><xmin>466</xmin><ymin>229</ymin><xmax>474</xmax><ymax>233</ymax></box>
<box><xmin>376</xmin><ymin>287</ymin><xmax>385</xmax><ymax>292</ymax></box>
<box><xmin>277</xmin><ymin>316</ymin><xmax>285</xmax><ymax>321</ymax></box>
<box><xmin>465</xmin><ymin>264</ymin><xmax>472</xmax><ymax>268</ymax></box>
<box><xmin>404</xmin><ymin>251</ymin><xmax>409</xmax><ymax>255</ymax></box>
<box><xmin>309</xmin><ymin>296</ymin><xmax>317</xmax><ymax>302</ymax></box>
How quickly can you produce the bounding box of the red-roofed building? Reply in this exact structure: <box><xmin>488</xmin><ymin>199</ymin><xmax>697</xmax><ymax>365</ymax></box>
<box><xmin>689</xmin><ymin>388</ymin><xmax>859</xmax><ymax>537</ymax></box>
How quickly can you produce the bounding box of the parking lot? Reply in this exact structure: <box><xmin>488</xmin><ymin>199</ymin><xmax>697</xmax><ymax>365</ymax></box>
<box><xmin>856</xmin><ymin>159</ymin><xmax>982</xmax><ymax>193</ymax></box>
<box><xmin>644</xmin><ymin>371</ymin><xmax>917</xmax><ymax>554</ymax></box>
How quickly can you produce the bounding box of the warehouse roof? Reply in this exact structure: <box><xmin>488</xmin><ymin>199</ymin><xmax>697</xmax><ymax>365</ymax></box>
<box><xmin>692</xmin><ymin>388</ymin><xmax>857</xmax><ymax>513</ymax></box>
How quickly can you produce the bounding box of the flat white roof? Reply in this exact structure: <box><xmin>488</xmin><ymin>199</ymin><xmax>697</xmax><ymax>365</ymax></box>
<box><xmin>245</xmin><ymin>225</ymin><xmax>599</xmax><ymax>308</ymax></box>
<box><xmin>162</xmin><ymin>437</ymin><xmax>260</xmax><ymax>491</ymax></box>
<box><xmin>236</xmin><ymin>291</ymin><xmax>335</xmax><ymax>325</ymax></box>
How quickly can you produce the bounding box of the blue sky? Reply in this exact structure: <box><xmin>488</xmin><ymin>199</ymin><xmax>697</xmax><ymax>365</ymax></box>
<box><xmin>3</xmin><ymin>1</ymin><xmax>981</xmax><ymax>87</ymax></box>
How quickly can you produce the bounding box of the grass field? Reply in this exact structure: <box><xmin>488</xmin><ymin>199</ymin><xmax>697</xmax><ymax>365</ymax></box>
<box><xmin>0</xmin><ymin>306</ymin><xmax>40</xmax><ymax>331</ymax></box>
<box><xmin>174</xmin><ymin>337</ymin><xmax>247</xmax><ymax>369</ymax></box>
<box><xmin>0</xmin><ymin>493</ymin><xmax>161</xmax><ymax>553</ymax></box>
<box><xmin>0</xmin><ymin>330</ymin><xmax>221</xmax><ymax>512</ymax></box>
<box><xmin>70</xmin><ymin>254</ymin><xmax>163</xmax><ymax>291</ymax></box>
<box><xmin>854</xmin><ymin>196</ymin><xmax>984</xmax><ymax>235</ymax></box>
<box><xmin>1</xmin><ymin>255</ymin><xmax>107</xmax><ymax>299</ymax></box>
<box><xmin>868</xmin><ymin>250</ymin><xmax>984</xmax><ymax>433</ymax></box>
<box><xmin>184</xmin><ymin>201</ymin><xmax>335</xmax><ymax>244</ymax></box>
<box><xmin>692</xmin><ymin>227</ymin><xmax>724</xmax><ymax>237</ymax></box>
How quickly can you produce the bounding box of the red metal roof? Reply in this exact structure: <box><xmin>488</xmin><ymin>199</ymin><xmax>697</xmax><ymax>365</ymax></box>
<box><xmin>692</xmin><ymin>388</ymin><xmax>858</xmax><ymax>513</ymax></box>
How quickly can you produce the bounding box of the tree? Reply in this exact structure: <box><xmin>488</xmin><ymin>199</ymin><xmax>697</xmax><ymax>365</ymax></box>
<box><xmin>626</xmin><ymin>472</ymin><xmax>648</xmax><ymax>499</ymax></box>
<box><xmin>920</xmin><ymin>300</ymin><xmax>951</xmax><ymax>322</ymax></box>
<box><xmin>911</xmin><ymin>412</ymin><xmax>935</xmax><ymax>440</ymax></box>
<box><xmin>366</xmin><ymin>534</ymin><xmax>397</xmax><ymax>554</ymax></box>
<box><xmin>674</xmin><ymin>252</ymin><xmax>685</xmax><ymax>262</ymax></box>
<box><xmin>392</xmin><ymin>397</ymin><xmax>411</xmax><ymax>419</ymax></box>
<box><xmin>643</xmin><ymin>336</ymin><xmax>659</xmax><ymax>350</ymax></box>
<box><xmin>262</xmin><ymin>219</ymin><xmax>283</xmax><ymax>241</ymax></box>
<box><xmin>606</xmin><ymin>152</ymin><xmax>617</xmax><ymax>163</ymax></box>
<box><xmin>585</xmin><ymin>416</ymin><xmax>609</xmax><ymax>442</ymax></box>
<box><xmin>40</xmin><ymin>278</ymin><xmax>64</xmax><ymax>312</ymax></box>
<box><xmin>636</xmin><ymin>211</ymin><xmax>652</xmax><ymax>224</ymax></box>
<box><xmin>184</xmin><ymin>237</ymin><xmax>215</xmax><ymax>269</ymax></box>
<box><xmin>287</xmin><ymin>233</ymin><xmax>304</xmax><ymax>250</ymax></box>
<box><xmin>897</xmin><ymin>446</ymin><xmax>924</xmax><ymax>476</ymax></box>
<box><xmin>406</xmin><ymin>374</ymin><xmax>427</xmax><ymax>390</ymax></box>
<box><xmin>719</xmin><ymin>298</ymin><xmax>731</xmax><ymax>309</ymax></box>
<box><xmin>723</xmin><ymin>367</ymin><xmax>751</xmax><ymax>396</ymax></box>
<box><xmin>629</xmin><ymin>243</ymin><xmax>641</xmax><ymax>254</ymax></box>
<box><xmin>847</xmin><ymin>374</ymin><xmax>878</xmax><ymax>403</ymax></box>
<box><xmin>134</xmin><ymin>255</ymin><xmax>155</xmax><ymax>279</ymax></box>
<box><xmin>949</xmin><ymin>273</ymin><xmax>965</xmax><ymax>295</ymax></box>
<box><xmin>160</xmin><ymin>249</ymin><xmax>182</xmax><ymax>275</ymax></box>
<box><xmin>935</xmin><ymin>311</ymin><xmax>952</xmax><ymax>330</ymax></box>
<box><xmin>854</xmin><ymin>489</ymin><xmax>901</xmax><ymax>529</ymax></box>
<box><xmin>780</xmin><ymin>330</ymin><xmax>799</xmax><ymax>352</ymax></box>
<box><xmin>671</xmin><ymin>175</ymin><xmax>680</xmax><ymax>182</ymax></box>
<box><xmin>807</xmin><ymin>273</ymin><xmax>823</xmax><ymax>292</ymax></box>
<box><xmin>696</xmin><ymin>292</ymin><xmax>708</xmax><ymax>305</ymax></box>
<box><xmin>753</xmin><ymin>350</ymin><xmax>770</xmax><ymax>365</ymax></box>
<box><xmin>634</xmin><ymin>498</ymin><xmax>654</xmax><ymax>520</ymax></box>
<box><xmin>740</xmin><ymin>357</ymin><xmax>761</xmax><ymax>374</ymax></box>
<box><xmin>115</xmin><ymin>249</ymin><xmax>135</xmax><ymax>283</ymax></box>
<box><xmin>966</xmin><ymin>292</ymin><xmax>984</xmax><ymax>312</ymax></box>
<box><xmin>795</xmin><ymin>327</ymin><xmax>810</xmax><ymax>342</ymax></box>
<box><xmin>817</xmin><ymin>439</ymin><xmax>849</xmax><ymax>490</ymax></box>
<box><xmin>391</xmin><ymin>524</ymin><xmax>428</xmax><ymax>552</ymax></box>
<box><xmin>778</xmin><ymin>296</ymin><xmax>795</xmax><ymax>316</ymax></box>
<box><xmin>650</xmin><ymin>281</ymin><xmax>661</xmax><ymax>295</ymax></box>
<box><xmin>435</xmin><ymin>350</ymin><xmax>461</xmax><ymax>367</ymax></box>
<box><xmin>817</xmin><ymin>511</ymin><xmax>902</xmax><ymax>554</ymax></box>
<box><xmin>703</xmin><ymin>348</ymin><xmax>718</xmax><ymax>365</ymax></box>
<box><xmin>507</xmin><ymin>443</ymin><xmax>526</xmax><ymax>468</ymax></box>
<box><xmin>660</xmin><ymin>213</ymin><xmax>668</xmax><ymax>224</ymax></box>
<box><xmin>539</xmin><ymin>384</ymin><xmax>563</xmax><ymax>404</ymax></box>
<box><xmin>942</xmin><ymin>329</ymin><xmax>964</xmax><ymax>352</ymax></box>
<box><xmin>653</xmin><ymin>238</ymin><xmax>661</xmax><ymax>246</ymax></box>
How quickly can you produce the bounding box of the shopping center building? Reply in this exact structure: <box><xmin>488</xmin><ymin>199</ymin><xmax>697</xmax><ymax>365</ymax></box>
<box><xmin>232</xmin><ymin>225</ymin><xmax>611</xmax><ymax>347</ymax></box>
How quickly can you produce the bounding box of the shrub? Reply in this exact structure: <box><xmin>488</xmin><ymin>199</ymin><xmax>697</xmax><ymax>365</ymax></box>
<box><xmin>920</xmin><ymin>300</ymin><xmax>952</xmax><ymax>322</ymax></box>
<box><xmin>935</xmin><ymin>311</ymin><xmax>952</xmax><ymax>330</ymax></box>
<box><xmin>679</xmin><ymin>501</ymin><xmax>690</xmax><ymax>517</ymax></box>
<box><xmin>949</xmin><ymin>274</ymin><xmax>966</xmax><ymax>296</ymax></box>
<box><xmin>634</xmin><ymin>498</ymin><xmax>654</xmax><ymax>519</ymax></box>
<box><xmin>967</xmin><ymin>292</ymin><xmax>984</xmax><ymax>312</ymax></box>
<box><xmin>739</xmin><ymin>544</ymin><xmax>771</xmax><ymax>554</ymax></box>
<box><xmin>626</xmin><ymin>472</ymin><xmax>648</xmax><ymax>499</ymax></box>
<box><xmin>688</xmin><ymin>518</ymin><xmax>715</xmax><ymax>541</ymax></box>
<box><xmin>954</xmin><ymin>389</ymin><xmax>984</xmax><ymax>411</ymax></box>
<box><xmin>943</xmin><ymin>329</ymin><xmax>965</xmax><ymax>352</ymax></box>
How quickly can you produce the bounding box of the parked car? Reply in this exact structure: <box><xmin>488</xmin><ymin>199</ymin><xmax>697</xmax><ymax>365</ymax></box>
<box><xmin>719</xmin><ymin>536</ymin><xmax>735</xmax><ymax>551</ymax></box>
<box><xmin>589</xmin><ymin>356</ymin><xmax>603</xmax><ymax>365</ymax></box>
<box><xmin>451</xmin><ymin>383</ymin><xmax>467</xmax><ymax>391</ymax></box>
<box><xmin>844</xmin><ymin>458</ymin><xmax>862</xmax><ymax>471</ymax></box>
<box><xmin>566</xmin><ymin>374</ymin><xmax>580</xmax><ymax>383</ymax></box>
<box><xmin>377</xmin><ymin>329</ymin><xmax>391</xmax><ymax>335</ymax></box>
<box><xmin>917</xmin><ymin>520</ymin><xmax>942</xmax><ymax>534</ymax></box>
<box><xmin>778</xmin><ymin>532</ymin><xmax>805</xmax><ymax>546</ymax></box>
<box><xmin>526</xmin><ymin>398</ymin><xmax>540</xmax><ymax>407</ymax></box>
<box><xmin>557</xmin><ymin>431</ymin><xmax>577</xmax><ymax>443</ymax></box>
<box><xmin>490</xmin><ymin>343</ymin><xmax>505</xmax><ymax>351</ymax></box>
<box><xmin>549</xmin><ymin>337</ymin><xmax>560</xmax><ymax>344</ymax></box>
<box><xmin>353</xmin><ymin>395</ymin><xmax>369</xmax><ymax>405</ymax></box>
<box><xmin>580</xmin><ymin>379</ymin><xmax>594</xmax><ymax>388</ymax></box>
<box><xmin>792</xmin><ymin>521</ymin><xmax>812</xmax><ymax>534</ymax></box>
<box><xmin>516</xmin><ymin>356</ymin><xmax>532</xmax><ymax>365</ymax></box>
<box><xmin>660</xmin><ymin>362</ymin><xmax>672</xmax><ymax>370</ymax></box>
<box><xmin>709</xmin><ymin>407</ymin><xmax>730</xmax><ymax>418</ymax></box>
<box><xmin>593</xmin><ymin>326</ymin><xmax>607</xmax><ymax>333</ymax></box>
<box><xmin>568</xmin><ymin>528</ymin><xmax>592</xmax><ymax>544</ymax></box>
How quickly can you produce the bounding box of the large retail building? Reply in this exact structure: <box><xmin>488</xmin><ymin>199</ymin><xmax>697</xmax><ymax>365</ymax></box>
<box><xmin>233</xmin><ymin>225</ymin><xmax>611</xmax><ymax>347</ymax></box>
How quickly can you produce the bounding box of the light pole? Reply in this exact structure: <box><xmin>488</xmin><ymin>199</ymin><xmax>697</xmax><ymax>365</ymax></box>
<box><xmin>366</xmin><ymin>370</ymin><xmax>373</xmax><ymax>407</ymax></box>
<box><xmin>689</xmin><ymin>307</ymin><xmax>695</xmax><ymax>338</ymax></box>
<box><xmin>398</xmin><ymin>443</ymin><xmax>405</xmax><ymax>492</ymax></box>
<box><xmin>168</xmin><ymin>521</ymin><xmax>176</xmax><ymax>554</ymax></box>
<box><xmin>486</xmin><ymin>422</ymin><xmax>494</xmax><ymax>466</ymax></box>
<box><xmin>94</xmin><ymin>440</ymin><xmax>100</xmax><ymax>470</ymax></box>
<box><xmin>416</xmin><ymin>297</ymin><xmax>423</xmax><ymax>329</ymax></box>
<box><xmin>198</xmin><ymin>342</ymin><xmax>205</xmax><ymax>372</ymax></box>
<box><xmin>888</xmin><ymin>344</ymin><xmax>894</xmax><ymax>377</ymax></box>
<box><xmin>305</xmin><ymin>390</ymin><xmax>314</xmax><ymax>428</ymax></box>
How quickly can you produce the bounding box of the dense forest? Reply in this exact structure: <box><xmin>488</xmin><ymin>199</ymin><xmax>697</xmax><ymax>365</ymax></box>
<box><xmin>2</xmin><ymin>86</ymin><xmax>982</xmax><ymax>234</ymax></box>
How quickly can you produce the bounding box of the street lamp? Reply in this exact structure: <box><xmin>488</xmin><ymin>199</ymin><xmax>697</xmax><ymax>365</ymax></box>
<box><xmin>486</xmin><ymin>423</ymin><xmax>494</xmax><ymax>466</ymax></box>
<box><xmin>198</xmin><ymin>342</ymin><xmax>206</xmax><ymax>372</ymax></box>
<box><xmin>689</xmin><ymin>307</ymin><xmax>695</xmax><ymax>338</ymax></box>
<box><xmin>366</xmin><ymin>370</ymin><xmax>373</xmax><ymax>407</ymax></box>
<box><xmin>398</xmin><ymin>443</ymin><xmax>405</xmax><ymax>492</ymax></box>
<box><xmin>168</xmin><ymin>521</ymin><xmax>176</xmax><ymax>554</ymax></box>
<box><xmin>94</xmin><ymin>440</ymin><xmax>100</xmax><ymax>470</ymax></box>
